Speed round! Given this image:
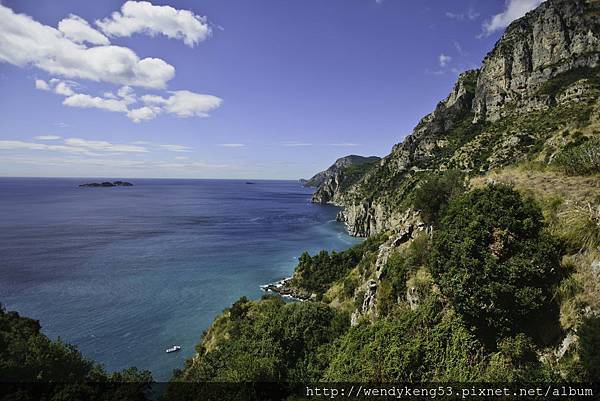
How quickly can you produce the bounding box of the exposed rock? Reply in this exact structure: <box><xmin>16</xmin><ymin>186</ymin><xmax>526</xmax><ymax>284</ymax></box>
<box><xmin>79</xmin><ymin>181</ymin><xmax>133</xmax><ymax>187</ymax></box>
<box><xmin>473</xmin><ymin>0</ymin><xmax>600</xmax><ymax>122</ymax></box>
<box><xmin>592</xmin><ymin>259</ymin><xmax>600</xmax><ymax>279</ymax></box>
<box><xmin>303</xmin><ymin>155</ymin><xmax>380</xmax><ymax>189</ymax></box>
<box><xmin>556</xmin><ymin>331</ymin><xmax>578</xmax><ymax>360</ymax></box>
<box><xmin>406</xmin><ymin>286</ymin><xmax>420</xmax><ymax>311</ymax></box>
<box><xmin>310</xmin><ymin>0</ymin><xmax>600</xmax><ymax>239</ymax></box>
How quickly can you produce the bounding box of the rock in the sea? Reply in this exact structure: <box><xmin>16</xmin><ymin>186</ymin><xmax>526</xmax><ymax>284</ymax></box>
<box><xmin>79</xmin><ymin>181</ymin><xmax>133</xmax><ymax>187</ymax></box>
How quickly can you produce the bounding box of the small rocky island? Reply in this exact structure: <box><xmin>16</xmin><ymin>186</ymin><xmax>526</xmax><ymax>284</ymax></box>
<box><xmin>79</xmin><ymin>181</ymin><xmax>133</xmax><ymax>188</ymax></box>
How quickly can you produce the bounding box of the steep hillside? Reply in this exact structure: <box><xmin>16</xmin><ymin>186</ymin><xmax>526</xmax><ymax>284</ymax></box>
<box><xmin>303</xmin><ymin>155</ymin><xmax>380</xmax><ymax>203</ymax></box>
<box><xmin>317</xmin><ymin>0</ymin><xmax>600</xmax><ymax>237</ymax></box>
<box><xmin>177</xmin><ymin>0</ymin><xmax>600</xmax><ymax>392</ymax></box>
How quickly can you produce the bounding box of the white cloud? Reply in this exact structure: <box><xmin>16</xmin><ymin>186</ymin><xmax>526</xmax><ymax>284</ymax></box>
<box><xmin>127</xmin><ymin>106</ymin><xmax>160</xmax><ymax>123</ymax></box>
<box><xmin>0</xmin><ymin>140</ymin><xmax>88</xmax><ymax>153</ymax></box>
<box><xmin>159</xmin><ymin>144</ymin><xmax>193</xmax><ymax>152</ymax></box>
<box><xmin>63</xmin><ymin>138</ymin><xmax>148</xmax><ymax>153</ymax></box>
<box><xmin>35</xmin><ymin>79</ymin><xmax>50</xmax><ymax>90</ymax></box>
<box><xmin>117</xmin><ymin>85</ymin><xmax>137</xmax><ymax>105</ymax></box>
<box><xmin>96</xmin><ymin>1</ymin><xmax>211</xmax><ymax>47</ymax></box>
<box><xmin>0</xmin><ymin>4</ymin><xmax>175</xmax><ymax>89</ymax></box>
<box><xmin>175</xmin><ymin>156</ymin><xmax>189</xmax><ymax>160</ymax></box>
<box><xmin>282</xmin><ymin>141</ymin><xmax>312</xmax><ymax>147</ymax></box>
<box><xmin>34</xmin><ymin>135</ymin><xmax>61</xmax><ymax>140</ymax></box>
<box><xmin>439</xmin><ymin>54</ymin><xmax>452</xmax><ymax>67</ymax></box>
<box><xmin>58</xmin><ymin>14</ymin><xmax>110</xmax><ymax>45</ymax></box>
<box><xmin>35</xmin><ymin>78</ymin><xmax>77</xmax><ymax>96</ymax></box>
<box><xmin>446</xmin><ymin>7</ymin><xmax>480</xmax><ymax>21</ymax></box>
<box><xmin>54</xmin><ymin>81</ymin><xmax>75</xmax><ymax>96</ymax></box>
<box><xmin>219</xmin><ymin>143</ymin><xmax>245</xmax><ymax>148</ymax></box>
<box><xmin>141</xmin><ymin>90</ymin><xmax>223</xmax><ymax>118</ymax></box>
<box><xmin>63</xmin><ymin>93</ymin><xmax>129</xmax><ymax>113</ymax></box>
<box><xmin>163</xmin><ymin>90</ymin><xmax>222</xmax><ymax>118</ymax></box>
<box><xmin>330</xmin><ymin>143</ymin><xmax>359</xmax><ymax>147</ymax></box>
<box><xmin>482</xmin><ymin>0</ymin><xmax>545</xmax><ymax>36</ymax></box>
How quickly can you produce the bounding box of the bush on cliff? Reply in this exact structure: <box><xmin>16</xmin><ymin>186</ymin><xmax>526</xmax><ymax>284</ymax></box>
<box><xmin>178</xmin><ymin>296</ymin><xmax>349</xmax><ymax>382</ymax></box>
<box><xmin>413</xmin><ymin>169</ymin><xmax>466</xmax><ymax>225</ymax></box>
<box><xmin>290</xmin><ymin>233</ymin><xmax>387</xmax><ymax>294</ymax></box>
<box><xmin>430</xmin><ymin>184</ymin><xmax>563</xmax><ymax>345</ymax></box>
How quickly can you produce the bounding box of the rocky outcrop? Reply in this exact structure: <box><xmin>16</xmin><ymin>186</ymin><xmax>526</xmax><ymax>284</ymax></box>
<box><xmin>79</xmin><ymin>181</ymin><xmax>133</xmax><ymax>187</ymax></box>
<box><xmin>350</xmin><ymin>219</ymin><xmax>427</xmax><ymax>326</ymax></box>
<box><xmin>473</xmin><ymin>0</ymin><xmax>600</xmax><ymax>122</ymax></box>
<box><xmin>303</xmin><ymin>155</ymin><xmax>380</xmax><ymax>188</ymax></box>
<box><xmin>310</xmin><ymin>0</ymin><xmax>600</xmax><ymax>238</ymax></box>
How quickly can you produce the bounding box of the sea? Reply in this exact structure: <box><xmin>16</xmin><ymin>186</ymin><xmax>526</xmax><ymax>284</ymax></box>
<box><xmin>0</xmin><ymin>177</ymin><xmax>361</xmax><ymax>380</ymax></box>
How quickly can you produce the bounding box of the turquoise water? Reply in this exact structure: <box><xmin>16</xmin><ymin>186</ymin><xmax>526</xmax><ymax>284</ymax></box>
<box><xmin>0</xmin><ymin>178</ymin><xmax>361</xmax><ymax>380</ymax></box>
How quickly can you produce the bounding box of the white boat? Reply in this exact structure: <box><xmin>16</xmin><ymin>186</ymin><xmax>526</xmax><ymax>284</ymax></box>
<box><xmin>165</xmin><ymin>345</ymin><xmax>181</xmax><ymax>353</ymax></box>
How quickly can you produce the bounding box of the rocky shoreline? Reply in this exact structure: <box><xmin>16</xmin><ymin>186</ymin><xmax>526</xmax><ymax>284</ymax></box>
<box><xmin>260</xmin><ymin>278</ymin><xmax>314</xmax><ymax>301</ymax></box>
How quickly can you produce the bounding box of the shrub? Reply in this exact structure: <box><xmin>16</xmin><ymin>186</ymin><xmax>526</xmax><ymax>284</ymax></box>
<box><xmin>290</xmin><ymin>233</ymin><xmax>388</xmax><ymax>294</ymax></box>
<box><xmin>553</xmin><ymin>138</ymin><xmax>600</xmax><ymax>176</ymax></box>
<box><xmin>413</xmin><ymin>170</ymin><xmax>466</xmax><ymax>225</ymax></box>
<box><xmin>324</xmin><ymin>297</ymin><xmax>484</xmax><ymax>382</ymax></box>
<box><xmin>430</xmin><ymin>185</ymin><xmax>563</xmax><ymax>344</ymax></box>
<box><xmin>378</xmin><ymin>233</ymin><xmax>431</xmax><ymax>315</ymax></box>
<box><xmin>578</xmin><ymin>316</ymin><xmax>600</xmax><ymax>381</ymax></box>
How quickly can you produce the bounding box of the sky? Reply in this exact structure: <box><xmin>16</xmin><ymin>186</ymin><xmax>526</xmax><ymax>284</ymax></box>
<box><xmin>0</xmin><ymin>0</ymin><xmax>545</xmax><ymax>179</ymax></box>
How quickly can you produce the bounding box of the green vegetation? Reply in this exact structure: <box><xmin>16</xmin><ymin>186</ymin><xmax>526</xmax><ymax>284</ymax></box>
<box><xmin>325</xmin><ymin>297</ymin><xmax>484</xmax><ymax>382</ymax></box>
<box><xmin>0</xmin><ymin>305</ymin><xmax>151</xmax><ymax>399</ymax></box>
<box><xmin>175</xmin><ymin>296</ymin><xmax>348</xmax><ymax>382</ymax></box>
<box><xmin>337</xmin><ymin>161</ymin><xmax>379</xmax><ymax>192</ymax></box>
<box><xmin>553</xmin><ymin>138</ymin><xmax>600</xmax><ymax>176</ymax></box>
<box><xmin>537</xmin><ymin>66</ymin><xmax>600</xmax><ymax>98</ymax></box>
<box><xmin>412</xmin><ymin>169</ymin><xmax>466</xmax><ymax>225</ymax></box>
<box><xmin>290</xmin><ymin>233</ymin><xmax>387</xmax><ymax>294</ymax></box>
<box><xmin>430</xmin><ymin>185</ymin><xmax>563</xmax><ymax>344</ymax></box>
<box><xmin>377</xmin><ymin>233</ymin><xmax>430</xmax><ymax>316</ymax></box>
<box><xmin>559</xmin><ymin>202</ymin><xmax>600</xmax><ymax>252</ymax></box>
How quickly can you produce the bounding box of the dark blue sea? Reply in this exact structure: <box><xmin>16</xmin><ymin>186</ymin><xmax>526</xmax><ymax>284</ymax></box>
<box><xmin>0</xmin><ymin>178</ymin><xmax>361</xmax><ymax>380</ymax></box>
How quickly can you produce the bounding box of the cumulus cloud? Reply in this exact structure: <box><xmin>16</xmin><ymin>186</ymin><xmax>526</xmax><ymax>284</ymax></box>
<box><xmin>43</xmin><ymin>83</ymin><xmax>221</xmax><ymax>122</ymax></box>
<box><xmin>35</xmin><ymin>79</ymin><xmax>50</xmax><ymax>90</ymax></box>
<box><xmin>34</xmin><ymin>135</ymin><xmax>61</xmax><ymax>140</ymax></box>
<box><xmin>141</xmin><ymin>90</ymin><xmax>222</xmax><ymax>118</ymax></box>
<box><xmin>0</xmin><ymin>4</ymin><xmax>175</xmax><ymax>89</ymax></box>
<box><xmin>482</xmin><ymin>0</ymin><xmax>545</xmax><ymax>36</ymax></box>
<box><xmin>63</xmin><ymin>93</ymin><xmax>129</xmax><ymax>113</ymax></box>
<box><xmin>96</xmin><ymin>1</ymin><xmax>211</xmax><ymax>47</ymax></box>
<box><xmin>439</xmin><ymin>54</ymin><xmax>452</xmax><ymax>67</ymax></box>
<box><xmin>127</xmin><ymin>106</ymin><xmax>160</xmax><ymax>123</ymax></box>
<box><xmin>58</xmin><ymin>14</ymin><xmax>110</xmax><ymax>45</ymax></box>
<box><xmin>53</xmin><ymin>81</ymin><xmax>76</xmax><ymax>96</ymax></box>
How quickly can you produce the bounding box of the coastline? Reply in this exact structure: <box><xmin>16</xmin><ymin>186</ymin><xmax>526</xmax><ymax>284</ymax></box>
<box><xmin>260</xmin><ymin>277</ymin><xmax>314</xmax><ymax>301</ymax></box>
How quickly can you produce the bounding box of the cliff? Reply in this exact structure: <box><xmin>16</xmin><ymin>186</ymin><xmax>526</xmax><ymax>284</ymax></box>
<box><xmin>311</xmin><ymin>0</ymin><xmax>600</xmax><ymax>237</ymax></box>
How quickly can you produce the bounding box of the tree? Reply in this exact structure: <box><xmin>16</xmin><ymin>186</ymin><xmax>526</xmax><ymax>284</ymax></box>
<box><xmin>413</xmin><ymin>170</ymin><xmax>466</xmax><ymax>225</ymax></box>
<box><xmin>430</xmin><ymin>184</ymin><xmax>563</xmax><ymax>344</ymax></box>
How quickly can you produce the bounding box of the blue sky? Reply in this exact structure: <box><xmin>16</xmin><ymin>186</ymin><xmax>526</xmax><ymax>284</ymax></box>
<box><xmin>0</xmin><ymin>0</ymin><xmax>544</xmax><ymax>179</ymax></box>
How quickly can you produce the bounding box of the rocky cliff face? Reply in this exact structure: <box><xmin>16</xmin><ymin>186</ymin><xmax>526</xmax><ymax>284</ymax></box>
<box><xmin>307</xmin><ymin>155</ymin><xmax>380</xmax><ymax>204</ymax></box>
<box><xmin>304</xmin><ymin>155</ymin><xmax>380</xmax><ymax>188</ymax></box>
<box><xmin>311</xmin><ymin>0</ymin><xmax>600</xmax><ymax>237</ymax></box>
<box><xmin>473</xmin><ymin>0</ymin><xmax>600</xmax><ymax>122</ymax></box>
